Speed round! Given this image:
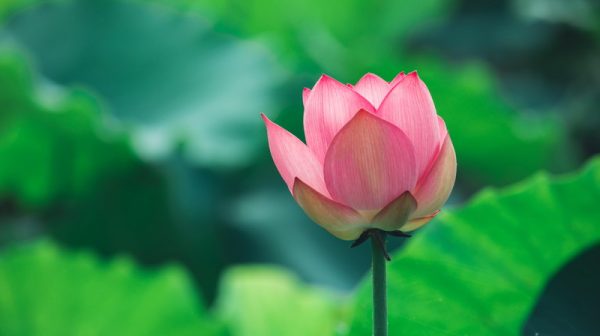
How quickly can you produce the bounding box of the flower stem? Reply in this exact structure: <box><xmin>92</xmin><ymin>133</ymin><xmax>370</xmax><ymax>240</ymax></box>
<box><xmin>371</xmin><ymin>230</ymin><xmax>388</xmax><ymax>336</ymax></box>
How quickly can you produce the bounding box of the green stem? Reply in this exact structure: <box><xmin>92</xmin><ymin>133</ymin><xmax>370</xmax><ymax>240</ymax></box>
<box><xmin>371</xmin><ymin>231</ymin><xmax>388</xmax><ymax>336</ymax></box>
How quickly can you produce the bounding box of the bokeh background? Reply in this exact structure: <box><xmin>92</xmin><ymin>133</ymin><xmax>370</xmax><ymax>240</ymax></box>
<box><xmin>0</xmin><ymin>0</ymin><xmax>598</xmax><ymax>335</ymax></box>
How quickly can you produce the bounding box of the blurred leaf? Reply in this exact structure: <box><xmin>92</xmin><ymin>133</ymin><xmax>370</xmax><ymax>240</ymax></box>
<box><xmin>159</xmin><ymin>0</ymin><xmax>452</xmax><ymax>79</ymax></box>
<box><xmin>215</xmin><ymin>266</ymin><xmax>342</xmax><ymax>336</ymax></box>
<box><xmin>0</xmin><ymin>239</ymin><xmax>225</xmax><ymax>336</ymax></box>
<box><xmin>3</xmin><ymin>0</ymin><xmax>284</xmax><ymax>168</ymax></box>
<box><xmin>347</xmin><ymin>156</ymin><xmax>600</xmax><ymax>335</ymax></box>
<box><xmin>511</xmin><ymin>0</ymin><xmax>599</xmax><ymax>30</ymax></box>
<box><xmin>0</xmin><ymin>0</ymin><xmax>41</xmax><ymax>21</ymax></box>
<box><xmin>0</xmin><ymin>49</ymin><xmax>134</xmax><ymax>208</ymax></box>
<box><xmin>413</xmin><ymin>57</ymin><xmax>570</xmax><ymax>187</ymax></box>
<box><xmin>49</xmin><ymin>155</ymin><xmax>226</xmax><ymax>303</ymax></box>
<box><xmin>0</xmin><ymin>49</ymin><xmax>225</xmax><ymax>301</ymax></box>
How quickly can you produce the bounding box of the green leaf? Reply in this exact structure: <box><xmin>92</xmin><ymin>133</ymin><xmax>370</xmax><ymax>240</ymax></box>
<box><xmin>0</xmin><ymin>240</ymin><xmax>225</xmax><ymax>336</ymax></box>
<box><xmin>0</xmin><ymin>49</ymin><xmax>225</xmax><ymax>298</ymax></box>
<box><xmin>0</xmin><ymin>50</ymin><xmax>135</xmax><ymax>208</ymax></box>
<box><xmin>415</xmin><ymin>57</ymin><xmax>571</xmax><ymax>186</ymax></box>
<box><xmin>347</xmin><ymin>156</ymin><xmax>600</xmax><ymax>335</ymax></box>
<box><xmin>144</xmin><ymin>0</ymin><xmax>451</xmax><ymax>78</ymax></box>
<box><xmin>215</xmin><ymin>266</ymin><xmax>342</xmax><ymax>336</ymax></box>
<box><xmin>4</xmin><ymin>0</ymin><xmax>285</xmax><ymax>168</ymax></box>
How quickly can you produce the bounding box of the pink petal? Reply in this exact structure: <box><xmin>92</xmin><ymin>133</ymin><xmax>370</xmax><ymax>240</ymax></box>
<box><xmin>353</xmin><ymin>73</ymin><xmax>391</xmax><ymax>108</ymax></box>
<box><xmin>323</xmin><ymin>110</ymin><xmax>417</xmax><ymax>210</ymax></box>
<box><xmin>378</xmin><ymin>72</ymin><xmax>440</xmax><ymax>176</ymax></box>
<box><xmin>412</xmin><ymin>134</ymin><xmax>456</xmax><ymax>218</ymax></box>
<box><xmin>402</xmin><ymin>211</ymin><xmax>440</xmax><ymax>232</ymax></box>
<box><xmin>304</xmin><ymin>75</ymin><xmax>375</xmax><ymax>162</ymax></box>
<box><xmin>371</xmin><ymin>191</ymin><xmax>417</xmax><ymax>231</ymax></box>
<box><xmin>293</xmin><ymin>178</ymin><xmax>366</xmax><ymax>240</ymax></box>
<box><xmin>389</xmin><ymin>71</ymin><xmax>406</xmax><ymax>86</ymax></box>
<box><xmin>262</xmin><ymin>114</ymin><xmax>329</xmax><ymax>196</ymax></box>
<box><xmin>415</xmin><ymin>115</ymin><xmax>449</xmax><ymax>183</ymax></box>
<box><xmin>438</xmin><ymin>115</ymin><xmax>448</xmax><ymax>141</ymax></box>
<box><xmin>302</xmin><ymin>88</ymin><xmax>311</xmax><ymax>107</ymax></box>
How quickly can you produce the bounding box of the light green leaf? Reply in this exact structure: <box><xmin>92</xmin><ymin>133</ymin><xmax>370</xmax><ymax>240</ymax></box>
<box><xmin>215</xmin><ymin>266</ymin><xmax>343</xmax><ymax>336</ymax></box>
<box><xmin>0</xmin><ymin>50</ymin><xmax>135</xmax><ymax>207</ymax></box>
<box><xmin>347</xmin><ymin>156</ymin><xmax>600</xmax><ymax>335</ymax></box>
<box><xmin>0</xmin><ymin>240</ymin><xmax>224</xmax><ymax>336</ymax></box>
<box><xmin>3</xmin><ymin>0</ymin><xmax>285</xmax><ymax>168</ymax></box>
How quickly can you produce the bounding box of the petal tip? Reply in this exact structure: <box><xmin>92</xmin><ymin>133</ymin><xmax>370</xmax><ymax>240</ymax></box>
<box><xmin>302</xmin><ymin>88</ymin><xmax>311</xmax><ymax>104</ymax></box>
<box><xmin>346</xmin><ymin>108</ymin><xmax>379</xmax><ymax>125</ymax></box>
<box><xmin>405</xmin><ymin>71</ymin><xmax>419</xmax><ymax>80</ymax></box>
<box><xmin>390</xmin><ymin>71</ymin><xmax>407</xmax><ymax>86</ymax></box>
<box><xmin>354</xmin><ymin>108</ymin><xmax>372</xmax><ymax>118</ymax></box>
<box><xmin>403</xmin><ymin>210</ymin><xmax>440</xmax><ymax>231</ymax></box>
<box><xmin>371</xmin><ymin>191</ymin><xmax>418</xmax><ymax>231</ymax></box>
<box><xmin>357</xmin><ymin>72</ymin><xmax>383</xmax><ymax>82</ymax></box>
<box><xmin>291</xmin><ymin>177</ymin><xmax>303</xmax><ymax>195</ymax></box>
<box><xmin>261</xmin><ymin>113</ymin><xmax>275</xmax><ymax>127</ymax></box>
<box><xmin>317</xmin><ymin>73</ymin><xmax>335</xmax><ymax>83</ymax></box>
<box><xmin>312</xmin><ymin>73</ymin><xmax>346</xmax><ymax>91</ymax></box>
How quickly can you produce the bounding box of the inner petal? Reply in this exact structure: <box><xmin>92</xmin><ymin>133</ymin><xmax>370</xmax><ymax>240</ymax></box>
<box><xmin>323</xmin><ymin>110</ymin><xmax>417</xmax><ymax>210</ymax></box>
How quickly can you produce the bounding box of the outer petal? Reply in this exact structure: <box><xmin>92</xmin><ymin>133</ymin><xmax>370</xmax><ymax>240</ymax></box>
<box><xmin>389</xmin><ymin>71</ymin><xmax>405</xmax><ymax>86</ymax></box>
<box><xmin>403</xmin><ymin>211</ymin><xmax>440</xmax><ymax>232</ymax></box>
<box><xmin>324</xmin><ymin>110</ymin><xmax>417</xmax><ymax>210</ymax></box>
<box><xmin>302</xmin><ymin>88</ymin><xmax>311</xmax><ymax>107</ymax></box>
<box><xmin>378</xmin><ymin>72</ymin><xmax>440</xmax><ymax>175</ymax></box>
<box><xmin>293</xmin><ymin>178</ymin><xmax>366</xmax><ymax>240</ymax></box>
<box><xmin>262</xmin><ymin>114</ymin><xmax>329</xmax><ymax>196</ymax></box>
<box><xmin>353</xmin><ymin>73</ymin><xmax>390</xmax><ymax>108</ymax></box>
<box><xmin>412</xmin><ymin>134</ymin><xmax>456</xmax><ymax>218</ymax></box>
<box><xmin>438</xmin><ymin>115</ymin><xmax>448</xmax><ymax>141</ymax></box>
<box><xmin>304</xmin><ymin>75</ymin><xmax>375</xmax><ymax>162</ymax></box>
<box><xmin>416</xmin><ymin>115</ymin><xmax>449</xmax><ymax>182</ymax></box>
<box><xmin>371</xmin><ymin>191</ymin><xmax>417</xmax><ymax>231</ymax></box>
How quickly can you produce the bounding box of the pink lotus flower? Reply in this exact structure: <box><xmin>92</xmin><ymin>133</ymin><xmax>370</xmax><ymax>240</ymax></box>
<box><xmin>262</xmin><ymin>72</ymin><xmax>456</xmax><ymax>240</ymax></box>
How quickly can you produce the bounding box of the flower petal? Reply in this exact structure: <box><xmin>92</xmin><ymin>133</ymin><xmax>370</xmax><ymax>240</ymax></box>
<box><xmin>371</xmin><ymin>191</ymin><xmax>417</xmax><ymax>231</ymax></box>
<box><xmin>304</xmin><ymin>75</ymin><xmax>375</xmax><ymax>162</ymax></box>
<box><xmin>403</xmin><ymin>211</ymin><xmax>440</xmax><ymax>232</ymax></box>
<box><xmin>293</xmin><ymin>178</ymin><xmax>366</xmax><ymax>240</ymax></box>
<box><xmin>389</xmin><ymin>71</ymin><xmax>405</xmax><ymax>86</ymax></box>
<box><xmin>416</xmin><ymin>116</ymin><xmax>449</xmax><ymax>182</ymax></box>
<box><xmin>438</xmin><ymin>115</ymin><xmax>448</xmax><ymax>141</ymax></box>
<box><xmin>302</xmin><ymin>88</ymin><xmax>311</xmax><ymax>107</ymax></box>
<box><xmin>324</xmin><ymin>110</ymin><xmax>417</xmax><ymax>210</ymax></box>
<box><xmin>378</xmin><ymin>72</ymin><xmax>440</xmax><ymax>175</ymax></box>
<box><xmin>262</xmin><ymin>114</ymin><xmax>328</xmax><ymax>196</ymax></box>
<box><xmin>412</xmin><ymin>134</ymin><xmax>456</xmax><ymax>218</ymax></box>
<box><xmin>353</xmin><ymin>73</ymin><xmax>390</xmax><ymax>108</ymax></box>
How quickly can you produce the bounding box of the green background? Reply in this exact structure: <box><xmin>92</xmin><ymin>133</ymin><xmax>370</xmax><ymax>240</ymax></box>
<box><xmin>0</xmin><ymin>0</ymin><xmax>598</xmax><ymax>334</ymax></box>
